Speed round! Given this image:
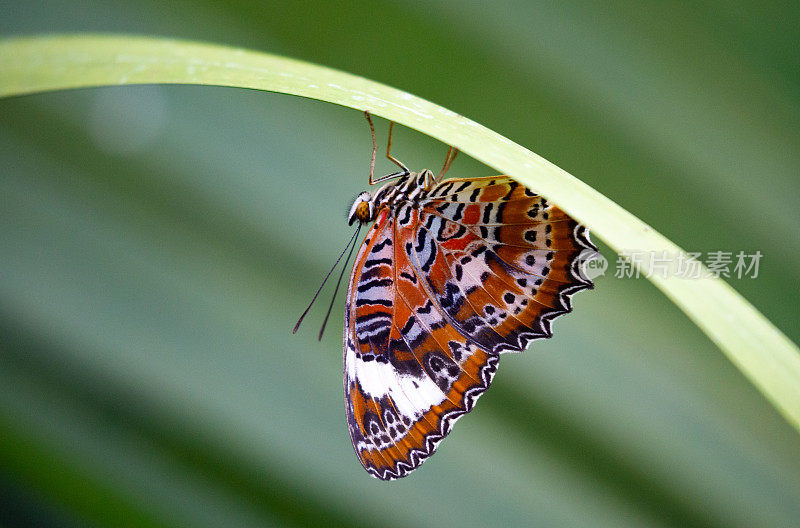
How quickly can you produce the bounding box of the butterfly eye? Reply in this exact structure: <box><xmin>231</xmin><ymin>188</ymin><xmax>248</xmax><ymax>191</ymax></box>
<box><xmin>348</xmin><ymin>191</ymin><xmax>375</xmax><ymax>225</ymax></box>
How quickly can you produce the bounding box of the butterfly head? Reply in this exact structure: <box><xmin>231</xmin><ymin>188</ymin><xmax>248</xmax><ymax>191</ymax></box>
<box><xmin>348</xmin><ymin>191</ymin><xmax>376</xmax><ymax>226</ymax></box>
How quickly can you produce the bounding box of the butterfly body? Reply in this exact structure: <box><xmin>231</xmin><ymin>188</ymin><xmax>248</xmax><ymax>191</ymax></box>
<box><xmin>349</xmin><ymin>170</ymin><xmax>437</xmax><ymax>225</ymax></box>
<box><xmin>343</xmin><ymin>169</ymin><xmax>595</xmax><ymax>480</ymax></box>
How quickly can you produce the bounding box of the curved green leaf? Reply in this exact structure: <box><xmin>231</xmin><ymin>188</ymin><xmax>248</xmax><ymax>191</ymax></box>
<box><xmin>1</xmin><ymin>34</ymin><xmax>798</xmax><ymax>433</ymax></box>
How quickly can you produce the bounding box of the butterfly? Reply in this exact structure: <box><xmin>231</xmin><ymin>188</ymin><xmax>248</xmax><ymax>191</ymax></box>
<box><xmin>299</xmin><ymin>112</ymin><xmax>596</xmax><ymax>480</ymax></box>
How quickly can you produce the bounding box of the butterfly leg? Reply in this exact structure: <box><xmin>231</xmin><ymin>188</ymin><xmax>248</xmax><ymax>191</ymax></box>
<box><xmin>365</xmin><ymin>111</ymin><xmax>410</xmax><ymax>185</ymax></box>
<box><xmin>366</xmin><ymin>111</ymin><xmax>379</xmax><ymax>185</ymax></box>
<box><xmin>385</xmin><ymin>122</ymin><xmax>410</xmax><ymax>174</ymax></box>
<box><xmin>436</xmin><ymin>145</ymin><xmax>460</xmax><ymax>182</ymax></box>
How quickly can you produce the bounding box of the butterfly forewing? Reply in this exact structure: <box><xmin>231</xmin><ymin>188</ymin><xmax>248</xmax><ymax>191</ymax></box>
<box><xmin>344</xmin><ymin>175</ymin><xmax>594</xmax><ymax>480</ymax></box>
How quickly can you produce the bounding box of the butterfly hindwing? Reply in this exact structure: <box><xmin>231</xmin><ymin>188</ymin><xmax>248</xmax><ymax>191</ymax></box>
<box><xmin>345</xmin><ymin>209</ymin><xmax>499</xmax><ymax>480</ymax></box>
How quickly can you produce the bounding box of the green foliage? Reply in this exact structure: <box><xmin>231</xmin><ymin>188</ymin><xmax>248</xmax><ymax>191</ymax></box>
<box><xmin>2</xmin><ymin>33</ymin><xmax>798</xmax><ymax>433</ymax></box>
<box><xmin>1</xmin><ymin>4</ymin><xmax>798</xmax><ymax>528</ymax></box>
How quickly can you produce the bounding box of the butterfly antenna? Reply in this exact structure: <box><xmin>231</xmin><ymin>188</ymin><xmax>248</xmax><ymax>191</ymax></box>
<box><xmin>318</xmin><ymin>224</ymin><xmax>361</xmax><ymax>341</ymax></box>
<box><xmin>293</xmin><ymin>226</ymin><xmax>362</xmax><ymax>334</ymax></box>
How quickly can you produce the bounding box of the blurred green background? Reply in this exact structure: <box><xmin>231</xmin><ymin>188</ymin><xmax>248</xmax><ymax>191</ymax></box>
<box><xmin>1</xmin><ymin>1</ymin><xmax>799</xmax><ymax>527</ymax></box>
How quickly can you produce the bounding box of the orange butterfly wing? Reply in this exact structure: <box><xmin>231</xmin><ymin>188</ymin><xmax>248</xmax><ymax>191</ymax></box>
<box><xmin>344</xmin><ymin>177</ymin><xmax>594</xmax><ymax>480</ymax></box>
